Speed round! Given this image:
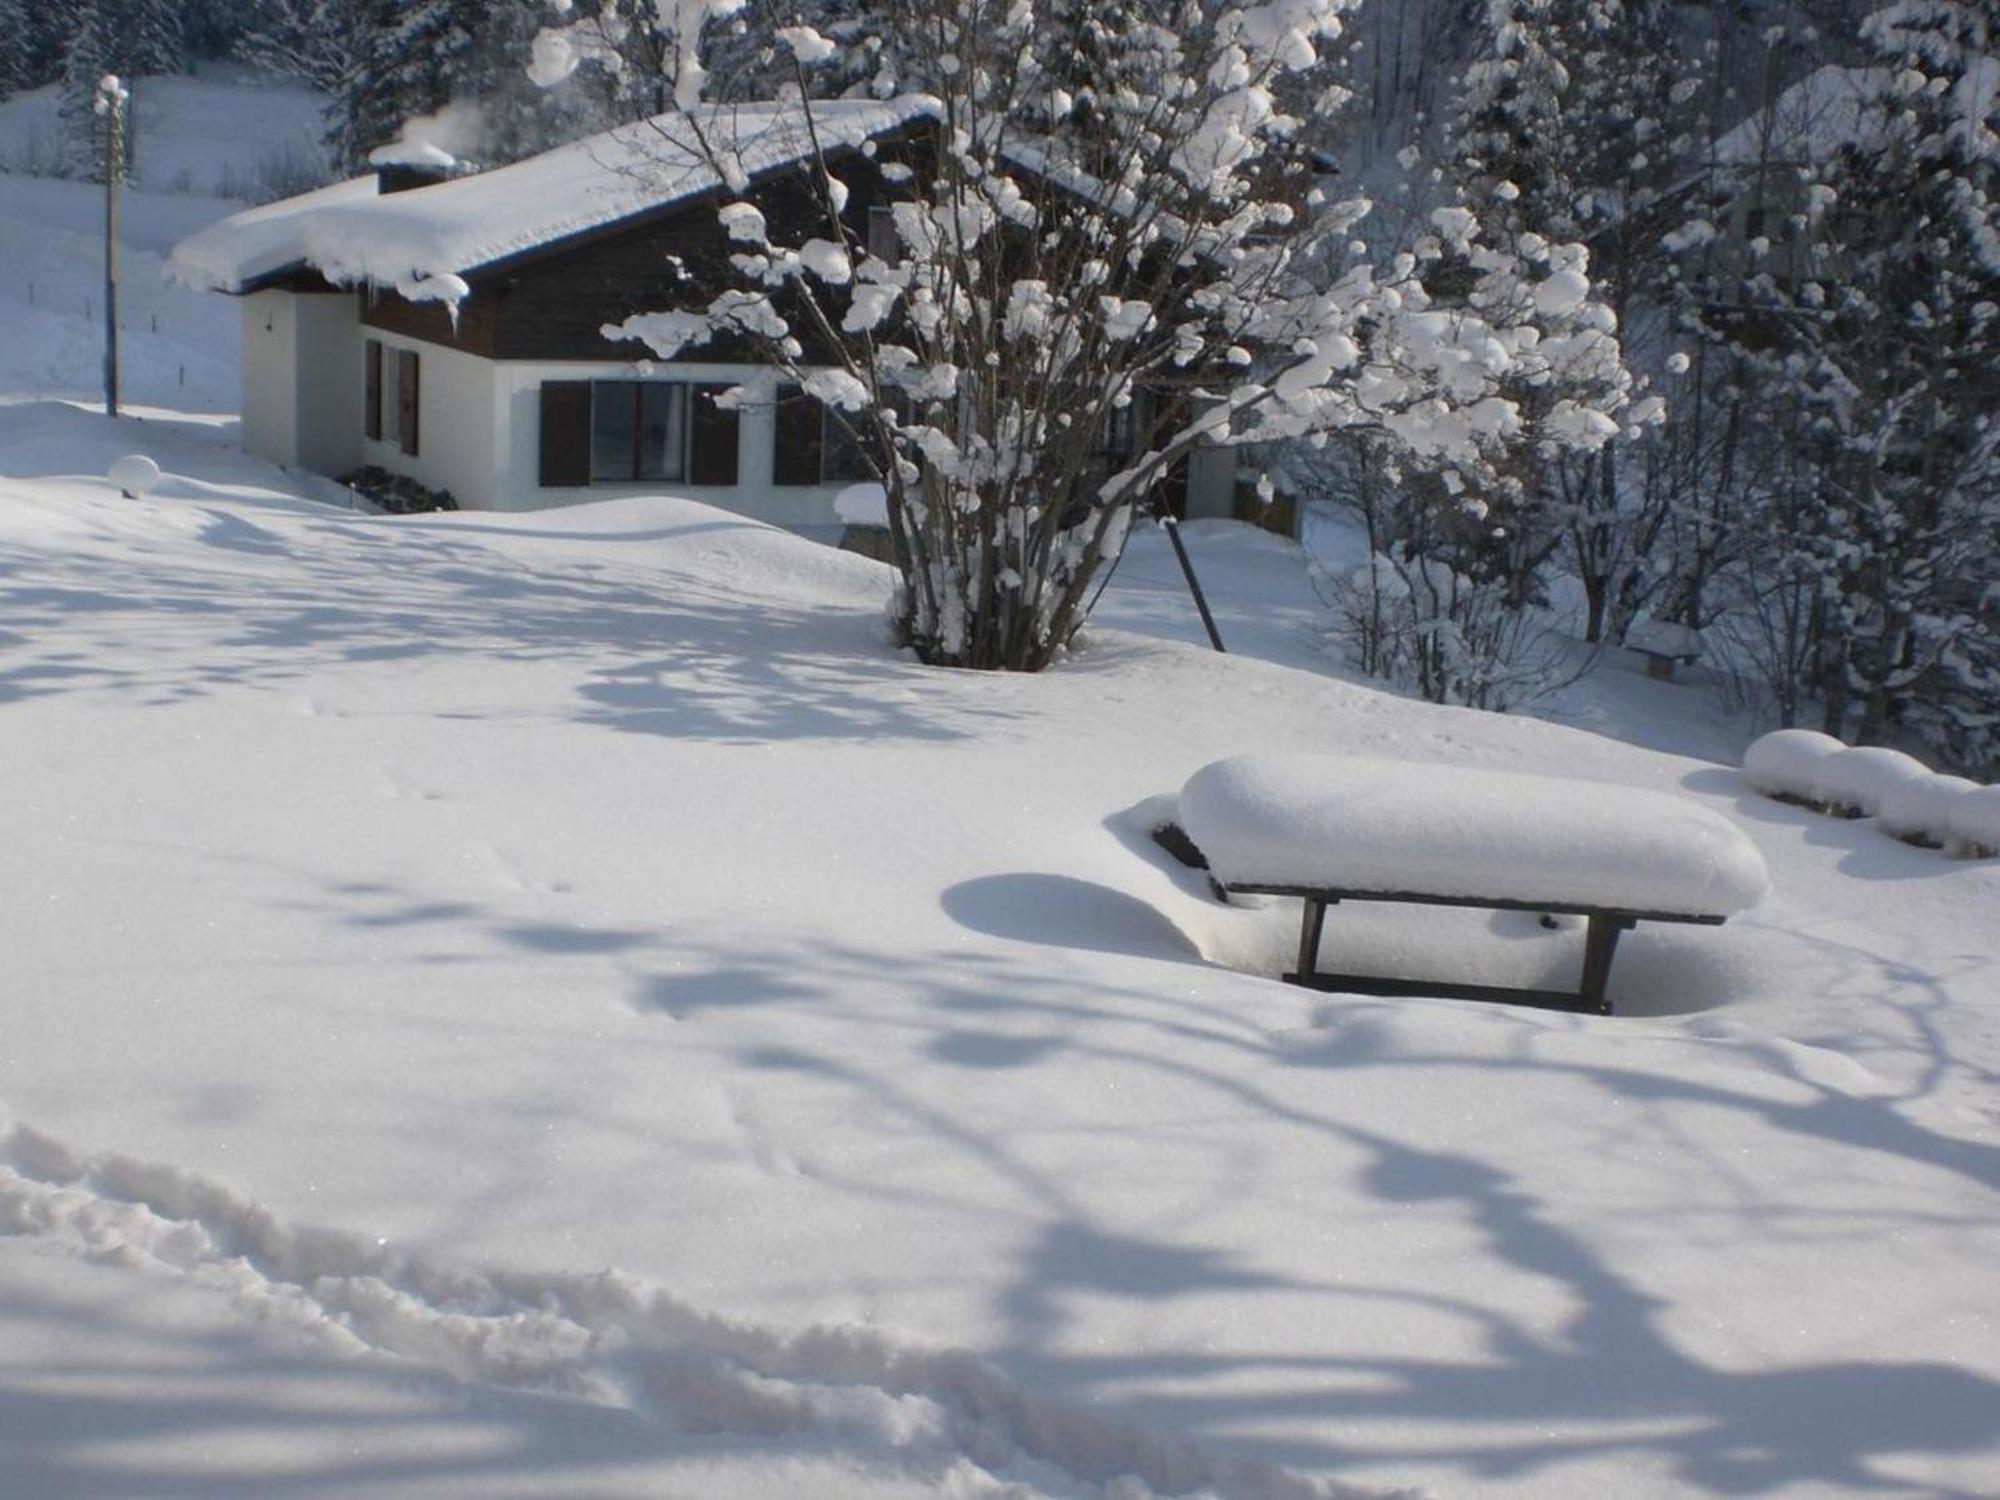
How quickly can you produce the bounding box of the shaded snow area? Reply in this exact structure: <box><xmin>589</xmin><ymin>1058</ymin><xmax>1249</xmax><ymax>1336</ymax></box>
<box><xmin>2</xmin><ymin>402</ymin><xmax>1997</xmax><ymax>1499</ymax></box>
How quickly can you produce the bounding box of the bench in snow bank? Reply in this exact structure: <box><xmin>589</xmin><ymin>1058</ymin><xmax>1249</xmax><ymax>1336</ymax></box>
<box><xmin>1178</xmin><ymin>755</ymin><xmax>1770</xmax><ymax>1015</ymax></box>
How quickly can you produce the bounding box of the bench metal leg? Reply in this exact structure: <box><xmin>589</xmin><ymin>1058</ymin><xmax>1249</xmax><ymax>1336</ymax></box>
<box><xmin>1297</xmin><ymin>897</ymin><xmax>1330</xmax><ymax>983</ymax></box>
<box><xmin>1579</xmin><ymin>914</ymin><xmax>1634</xmax><ymax>1015</ymax></box>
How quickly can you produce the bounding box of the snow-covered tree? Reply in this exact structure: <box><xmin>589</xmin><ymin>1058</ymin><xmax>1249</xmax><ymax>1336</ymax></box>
<box><xmin>1404</xmin><ymin>0</ymin><xmax>1668</xmax><ymax>633</ymax></box>
<box><xmin>0</xmin><ymin>0</ymin><xmax>31</xmax><ymax>98</ymax></box>
<box><xmin>1681</xmin><ymin>2</ymin><xmax>1997</xmax><ymax>769</ymax></box>
<box><xmin>536</xmin><ymin>0</ymin><xmax>1642</xmax><ymax>671</ymax></box>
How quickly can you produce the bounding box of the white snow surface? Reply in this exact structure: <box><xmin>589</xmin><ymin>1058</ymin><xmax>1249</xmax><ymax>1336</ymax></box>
<box><xmin>0</xmin><ymin>403</ymin><xmax>1997</xmax><ymax>1499</ymax></box>
<box><xmin>168</xmin><ymin>97</ymin><xmax>943</xmax><ymax>298</ymax></box>
<box><xmin>1177</xmin><ymin>754</ymin><xmax>1770</xmax><ymax>916</ymax></box>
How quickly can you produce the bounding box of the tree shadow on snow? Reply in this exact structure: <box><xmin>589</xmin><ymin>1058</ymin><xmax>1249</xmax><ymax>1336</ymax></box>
<box><xmin>0</xmin><ymin>501</ymin><xmax>1005</xmax><ymax>744</ymax></box>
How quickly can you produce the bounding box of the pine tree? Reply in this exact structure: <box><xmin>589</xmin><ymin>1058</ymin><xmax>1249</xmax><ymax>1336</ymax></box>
<box><xmin>1684</xmin><ymin>2</ymin><xmax>1998</xmax><ymax>768</ymax></box>
<box><xmin>125</xmin><ymin>0</ymin><xmax>186</xmax><ymax>78</ymax></box>
<box><xmin>1804</xmin><ymin>1</ymin><xmax>1997</xmax><ymax>763</ymax></box>
<box><xmin>0</xmin><ymin>0</ymin><xmax>29</xmax><ymax>98</ymax></box>
<box><xmin>58</xmin><ymin>0</ymin><xmax>120</xmax><ymax>178</ymax></box>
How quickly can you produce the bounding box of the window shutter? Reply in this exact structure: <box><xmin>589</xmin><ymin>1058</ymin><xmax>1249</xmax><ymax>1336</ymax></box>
<box><xmin>364</xmin><ymin>340</ymin><xmax>383</xmax><ymax>441</ymax></box>
<box><xmin>397</xmin><ymin>349</ymin><xmax>420</xmax><ymax>456</ymax></box>
<box><xmin>539</xmin><ymin>381</ymin><xmax>592</xmax><ymax>487</ymax></box>
<box><xmin>688</xmin><ymin>384</ymin><xmax>740</xmax><ymax>486</ymax></box>
<box><xmin>773</xmin><ymin>384</ymin><xmax>823</xmax><ymax>486</ymax></box>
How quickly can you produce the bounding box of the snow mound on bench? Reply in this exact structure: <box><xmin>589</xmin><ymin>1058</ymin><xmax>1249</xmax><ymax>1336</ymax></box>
<box><xmin>1179</xmin><ymin>754</ymin><xmax>1771</xmax><ymax>917</ymax></box>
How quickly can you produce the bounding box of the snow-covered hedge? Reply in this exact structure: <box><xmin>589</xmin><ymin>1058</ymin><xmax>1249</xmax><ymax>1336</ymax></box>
<box><xmin>1949</xmin><ymin>787</ymin><xmax>2000</xmax><ymax>859</ymax></box>
<box><xmin>1877</xmin><ymin>775</ymin><xmax>1977</xmax><ymax>850</ymax></box>
<box><xmin>1741</xmin><ymin>729</ymin><xmax>1845</xmax><ymax>802</ymax></box>
<box><xmin>1740</xmin><ymin>730</ymin><xmax>1994</xmax><ymax>856</ymax></box>
<box><xmin>1812</xmin><ymin>747</ymin><xmax>1930</xmax><ymax>818</ymax></box>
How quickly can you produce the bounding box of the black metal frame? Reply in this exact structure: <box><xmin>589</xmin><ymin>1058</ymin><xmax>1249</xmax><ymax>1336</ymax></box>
<box><xmin>1222</xmin><ymin>884</ymin><xmax>1728</xmax><ymax>1016</ymax></box>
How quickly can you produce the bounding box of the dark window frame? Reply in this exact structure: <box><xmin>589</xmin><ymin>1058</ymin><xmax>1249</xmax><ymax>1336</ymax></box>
<box><xmin>396</xmin><ymin>349</ymin><xmax>420</xmax><ymax>457</ymax></box>
<box><xmin>364</xmin><ymin>339</ymin><xmax>383</xmax><ymax>442</ymax></box>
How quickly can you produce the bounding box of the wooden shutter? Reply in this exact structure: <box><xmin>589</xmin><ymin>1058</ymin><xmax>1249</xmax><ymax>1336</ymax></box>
<box><xmin>397</xmin><ymin>349</ymin><xmax>420</xmax><ymax>456</ymax></box>
<box><xmin>364</xmin><ymin>340</ymin><xmax>382</xmax><ymax>441</ymax></box>
<box><xmin>538</xmin><ymin>381</ymin><xmax>592</xmax><ymax>487</ymax></box>
<box><xmin>688</xmin><ymin>384</ymin><xmax>740</xmax><ymax>486</ymax></box>
<box><xmin>772</xmin><ymin>384</ymin><xmax>823</xmax><ymax>486</ymax></box>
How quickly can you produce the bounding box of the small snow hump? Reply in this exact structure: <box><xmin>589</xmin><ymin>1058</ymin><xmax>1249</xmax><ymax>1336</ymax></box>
<box><xmin>108</xmin><ymin>454</ymin><xmax>162</xmax><ymax>499</ymax></box>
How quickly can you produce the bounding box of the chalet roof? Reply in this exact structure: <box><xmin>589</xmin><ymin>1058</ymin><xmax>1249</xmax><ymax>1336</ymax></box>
<box><xmin>1714</xmin><ymin>66</ymin><xmax>1893</xmax><ymax>168</ymax></box>
<box><xmin>168</xmin><ymin>97</ymin><xmax>943</xmax><ymax>300</ymax></box>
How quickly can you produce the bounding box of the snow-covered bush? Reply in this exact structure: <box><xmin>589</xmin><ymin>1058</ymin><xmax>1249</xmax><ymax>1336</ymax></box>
<box><xmin>1877</xmin><ymin>773</ymin><xmax>1977</xmax><ymax>849</ymax></box>
<box><xmin>1948</xmin><ymin>786</ymin><xmax>2000</xmax><ymax>859</ymax></box>
<box><xmin>1741</xmin><ymin>728</ymin><xmax>1847</xmax><ymax>804</ymax></box>
<box><xmin>1811</xmin><ymin>746</ymin><xmax>1932</xmax><ymax>819</ymax></box>
<box><xmin>1334</xmin><ymin>542</ymin><xmax>1581</xmax><ymax>711</ymax></box>
<box><xmin>536</xmin><ymin>0</ymin><xmax>1641</xmax><ymax>671</ymax></box>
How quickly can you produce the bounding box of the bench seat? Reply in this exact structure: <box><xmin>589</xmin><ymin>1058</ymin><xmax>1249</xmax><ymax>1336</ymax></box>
<box><xmin>1180</xmin><ymin>755</ymin><xmax>1770</xmax><ymax>1015</ymax></box>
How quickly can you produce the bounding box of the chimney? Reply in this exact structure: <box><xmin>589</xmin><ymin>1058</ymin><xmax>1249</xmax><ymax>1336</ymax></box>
<box><xmin>368</xmin><ymin>141</ymin><xmax>461</xmax><ymax>196</ymax></box>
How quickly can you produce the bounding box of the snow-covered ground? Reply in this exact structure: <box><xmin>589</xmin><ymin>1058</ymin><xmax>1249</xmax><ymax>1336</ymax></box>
<box><xmin>2</xmin><ymin>398</ymin><xmax>1997</xmax><ymax>1499</ymax></box>
<box><xmin>0</xmin><ymin>66</ymin><xmax>329</xmax><ymax>411</ymax></box>
<box><xmin>2</xmin><ymin>66</ymin><xmax>1997</xmax><ymax>1500</ymax></box>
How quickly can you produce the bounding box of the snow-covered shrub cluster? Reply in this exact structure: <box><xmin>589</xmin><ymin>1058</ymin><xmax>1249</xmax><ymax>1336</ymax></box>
<box><xmin>1741</xmin><ymin>729</ymin><xmax>1999</xmax><ymax>856</ymax></box>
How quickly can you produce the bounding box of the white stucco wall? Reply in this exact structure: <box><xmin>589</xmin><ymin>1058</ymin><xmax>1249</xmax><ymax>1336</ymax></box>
<box><xmin>294</xmin><ymin>294</ymin><xmax>364</xmax><ymax>481</ymax></box>
<box><xmin>490</xmin><ymin>360</ymin><xmax>854</xmax><ymax>533</ymax></box>
<box><xmin>239</xmin><ymin>291</ymin><xmax>365</xmax><ymax>480</ymax></box>
<box><xmin>239</xmin><ymin>292</ymin><xmax>299</xmax><ymax>469</ymax></box>
<box><xmin>1184</xmin><ymin>446</ymin><xmax>1240</xmax><ymax>522</ymax></box>
<box><xmin>357</xmin><ymin>332</ymin><xmax>503</xmax><ymax>509</ymax></box>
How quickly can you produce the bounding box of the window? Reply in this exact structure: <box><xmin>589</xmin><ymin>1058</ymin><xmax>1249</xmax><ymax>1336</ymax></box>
<box><xmin>539</xmin><ymin>381</ymin><xmax>739</xmax><ymax>489</ymax></box>
<box><xmin>368</xmin><ymin>342</ymin><xmax>419</xmax><ymax>455</ymax></box>
<box><xmin>396</xmin><ymin>349</ymin><xmax>420</xmax><ymax>456</ymax></box>
<box><xmin>364</xmin><ymin>340</ymin><xmax>383</xmax><ymax>441</ymax></box>
<box><xmin>775</xmin><ymin>385</ymin><xmax>901</xmax><ymax>487</ymax></box>
<box><xmin>1095</xmin><ymin>398</ymin><xmax>1138</xmax><ymax>463</ymax></box>
<box><xmin>591</xmin><ymin>381</ymin><xmax>686</xmax><ymax>482</ymax></box>
<box><xmin>821</xmin><ymin>403</ymin><xmax>875</xmax><ymax>484</ymax></box>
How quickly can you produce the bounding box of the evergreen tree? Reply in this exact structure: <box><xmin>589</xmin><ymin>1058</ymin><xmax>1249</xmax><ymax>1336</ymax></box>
<box><xmin>1681</xmin><ymin>2</ymin><xmax>1997</xmax><ymax>769</ymax></box>
<box><xmin>58</xmin><ymin>0</ymin><xmax>120</xmax><ymax>177</ymax></box>
<box><xmin>0</xmin><ymin>0</ymin><xmax>29</xmax><ymax>98</ymax></box>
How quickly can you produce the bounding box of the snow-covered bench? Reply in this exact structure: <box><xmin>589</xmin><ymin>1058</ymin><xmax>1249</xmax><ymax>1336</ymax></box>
<box><xmin>1178</xmin><ymin>755</ymin><xmax>1771</xmax><ymax>1015</ymax></box>
<box><xmin>1625</xmin><ymin>619</ymin><xmax>1705</xmax><ymax>681</ymax></box>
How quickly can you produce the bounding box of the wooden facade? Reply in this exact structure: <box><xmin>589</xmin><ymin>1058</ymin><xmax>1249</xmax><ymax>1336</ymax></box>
<box><xmin>359</xmin><ymin>129</ymin><xmax>932</xmax><ymax>366</ymax></box>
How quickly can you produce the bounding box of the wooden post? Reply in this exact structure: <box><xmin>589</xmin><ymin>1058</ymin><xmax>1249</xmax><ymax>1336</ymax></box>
<box><xmin>98</xmin><ymin>75</ymin><xmax>126</xmax><ymax>421</ymax></box>
<box><xmin>1296</xmin><ymin>897</ymin><xmax>1330</xmax><ymax>984</ymax></box>
<box><xmin>1163</xmin><ymin>515</ymin><xmax>1226</xmax><ymax>653</ymax></box>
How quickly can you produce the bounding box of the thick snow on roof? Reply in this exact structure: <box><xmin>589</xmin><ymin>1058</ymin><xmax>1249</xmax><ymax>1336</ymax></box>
<box><xmin>169</xmin><ymin>97</ymin><xmax>941</xmax><ymax>300</ymax></box>
<box><xmin>1180</xmin><ymin>753</ymin><xmax>1771</xmax><ymax>917</ymax></box>
<box><xmin>1715</xmin><ymin>65</ymin><xmax>1892</xmax><ymax>165</ymax></box>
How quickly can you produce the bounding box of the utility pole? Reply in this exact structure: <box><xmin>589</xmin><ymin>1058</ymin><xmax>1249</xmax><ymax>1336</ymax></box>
<box><xmin>97</xmin><ymin>74</ymin><xmax>127</xmax><ymax>420</ymax></box>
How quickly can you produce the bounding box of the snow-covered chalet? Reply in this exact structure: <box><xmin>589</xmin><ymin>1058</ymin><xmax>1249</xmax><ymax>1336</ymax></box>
<box><xmin>168</xmin><ymin>100</ymin><xmax>1246</xmax><ymax>535</ymax></box>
